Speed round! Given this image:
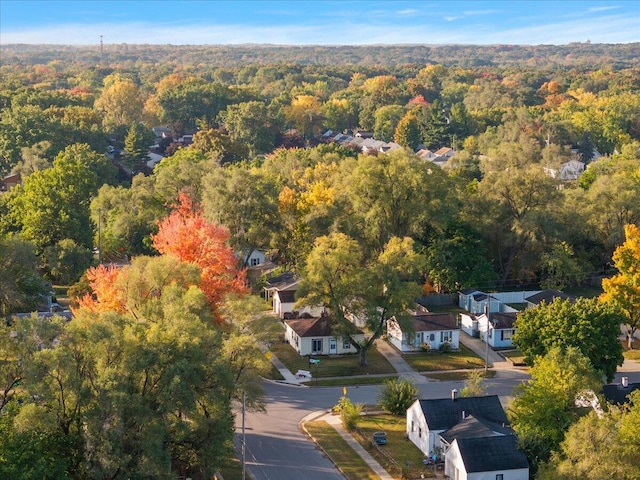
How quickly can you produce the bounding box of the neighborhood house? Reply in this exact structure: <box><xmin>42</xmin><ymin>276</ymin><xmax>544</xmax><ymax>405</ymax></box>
<box><xmin>284</xmin><ymin>314</ymin><xmax>365</xmax><ymax>356</ymax></box>
<box><xmin>387</xmin><ymin>311</ymin><xmax>459</xmax><ymax>352</ymax></box>
<box><xmin>406</xmin><ymin>392</ymin><xmax>528</xmax><ymax>480</ymax></box>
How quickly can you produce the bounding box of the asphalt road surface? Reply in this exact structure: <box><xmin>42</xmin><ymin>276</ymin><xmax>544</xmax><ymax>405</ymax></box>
<box><xmin>236</xmin><ymin>368</ymin><xmax>640</xmax><ymax>480</ymax></box>
<box><xmin>235</xmin><ymin>370</ymin><xmax>531</xmax><ymax>480</ymax></box>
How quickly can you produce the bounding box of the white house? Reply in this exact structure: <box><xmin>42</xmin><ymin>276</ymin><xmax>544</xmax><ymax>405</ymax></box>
<box><xmin>445</xmin><ymin>435</ymin><xmax>529</xmax><ymax>480</ymax></box>
<box><xmin>478</xmin><ymin>312</ymin><xmax>519</xmax><ymax>349</ymax></box>
<box><xmin>270</xmin><ymin>280</ymin><xmax>324</xmax><ymax>319</ymax></box>
<box><xmin>284</xmin><ymin>315</ymin><xmax>365</xmax><ymax>356</ymax></box>
<box><xmin>387</xmin><ymin>312</ymin><xmax>459</xmax><ymax>352</ymax></box>
<box><xmin>406</xmin><ymin>394</ymin><xmax>511</xmax><ymax>456</ymax></box>
<box><xmin>406</xmin><ymin>393</ymin><xmax>527</xmax><ymax>479</ymax></box>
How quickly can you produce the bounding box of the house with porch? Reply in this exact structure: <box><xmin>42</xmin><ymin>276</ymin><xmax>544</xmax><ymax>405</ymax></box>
<box><xmin>284</xmin><ymin>314</ymin><xmax>365</xmax><ymax>356</ymax></box>
<box><xmin>387</xmin><ymin>312</ymin><xmax>459</xmax><ymax>352</ymax></box>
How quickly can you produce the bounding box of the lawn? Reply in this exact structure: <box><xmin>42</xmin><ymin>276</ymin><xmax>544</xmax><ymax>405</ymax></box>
<box><xmin>352</xmin><ymin>414</ymin><xmax>433</xmax><ymax>479</ymax></box>
<box><xmin>304</xmin><ymin>421</ymin><xmax>380</xmax><ymax>480</ymax></box>
<box><xmin>312</xmin><ymin>375</ymin><xmax>399</xmax><ymax>387</ymax></box>
<box><xmin>402</xmin><ymin>343</ymin><xmax>485</xmax><ymax>371</ymax></box>
<box><xmin>269</xmin><ymin>342</ymin><xmax>396</xmax><ymax>378</ymax></box>
<box><xmin>501</xmin><ymin>349</ymin><xmax>527</xmax><ymax>366</ymax></box>
<box><xmin>424</xmin><ymin>370</ymin><xmax>496</xmax><ymax>381</ymax></box>
<box><xmin>623</xmin><ymin>345</ymin><xmax>640</xmax><ymax>361</ymax></box>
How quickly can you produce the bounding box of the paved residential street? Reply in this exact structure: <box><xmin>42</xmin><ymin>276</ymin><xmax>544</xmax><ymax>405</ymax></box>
<box><xmin>236</xmin><ymin>336</ymin><xmax>640</xmax><ymax>480</ymax></box>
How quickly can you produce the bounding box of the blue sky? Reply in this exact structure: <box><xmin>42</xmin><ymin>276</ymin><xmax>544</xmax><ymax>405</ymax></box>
<box><xmin>1</xmin><ymin>1</ymin><xmax>638</xmax><ymax>46</ymax></box>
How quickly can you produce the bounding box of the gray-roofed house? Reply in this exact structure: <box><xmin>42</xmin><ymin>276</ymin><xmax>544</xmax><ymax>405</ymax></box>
<box><xmin>387</xmin><ymin>312</ymin><xmax>459</xmax><ymax>352</ymax></box>
<box><xmin>602</xmin><ymin>376</ymin><xmax>640</xmax><ymax>405</ymax></box>
<box><xmin>407</xmin><ymin>393</ymin><xmax>528</xmax><ymax>479</ymax></box>
<box><xmin>479</xmin><ymin>312</ymin><xmax>519</xmax><ymax>348</ymax></box>
<box><xmin>525</xmin><ymin>289</ymin><xmax>575</xmax><ymax>307</ymax></box>
<box><xmin>284</xmin><ymin>314</ymin><xmax>365</xmax><ymax>356</ymax></box>
<box><xmin>406</xmin><ymin>394</ymin><xmax>510</xmax><ymax>455</ymax></box>
<box><xmin>446</xmin><ymin>435</ymin><xmax>529</xmax><ymax>480</ymax></box>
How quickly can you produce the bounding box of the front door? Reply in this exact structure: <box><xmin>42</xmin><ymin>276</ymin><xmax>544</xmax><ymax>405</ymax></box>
<box><xmin>329</xmin><ymin>338</ymin><xmax>337</xmax><ymax>354</ymax></box>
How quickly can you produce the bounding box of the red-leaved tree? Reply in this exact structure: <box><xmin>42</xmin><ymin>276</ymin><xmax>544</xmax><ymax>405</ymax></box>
<box><xmin>151</xmin><ymin>193</ymin><xmax>246</xmax><ymax>319</ymax></box>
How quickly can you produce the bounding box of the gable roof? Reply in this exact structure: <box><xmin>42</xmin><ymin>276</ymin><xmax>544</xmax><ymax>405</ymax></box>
<box><xmin>602</xmin><ymin>382</ymin><xmax>640</xmax><ymax>405</ymax></box>
<box><xmin>488</xmin><ymin>312</ymin><xmax>518</xmax><ymax>329</ymax></box>
<box><xmin>455</xmin><ymin>435</ymin><xmax>529</xmax><ymax>473</ymax></box>
<box><xmin>417</xmin><ymin>395</ymin><xmax>509</xmax><ymax>431</ymax></box>
<box><xmin>434</xmin><ymin>147</ymin><xmax>454</xmax><ymax>156</ymax></box>
<box><xmin>439</xmin><ymin>414</ymin><xmax>513</xmax><ymax>444</ymax></box>
<box><xmin>276</xmin><ymin>290</ymin><xmax>296</xmax><ymax>303</ymax></box>
<box><xmin>459</xmin><ymin>288</ymin><xmax>480</xmax><ymax>295</ymax></box>
<box><xmin>285</xmin><ymin>316</ymin><xmax>363</xmax><ymax>338</ymax></box>
<box><xmin>410</xmin><ymin>313</ymin><xmax>458</xmax><ymax>332</ymax></box>
<box><xmin>265</xmin><ymin>271</ymin><xmax>298</xmax><ymax>290</ymax></box>
<box><xmin>525</xmin><ymin>289</ymin><xmax>575</xmax><ymax>305</ymax></box>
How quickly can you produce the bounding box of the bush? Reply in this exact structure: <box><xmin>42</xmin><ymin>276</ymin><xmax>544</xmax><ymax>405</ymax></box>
<box><xmin>419</xmin><ymin>343</ymin><xmax>431</xmax><ymax>353</ymax></box>
<box><xmin>334</xmin><ymin>396</ymin><xmax>363</xmax><ymax>431</ymax></box>
<box><xmin>377</xmin><ymin>378</ymin><xmax>418</xmax><ymax>415</ymax></box>
<box><xmin>439</xmin><ymin>342</ymin><xmax>452</xmax><ymax>353</ymax></box>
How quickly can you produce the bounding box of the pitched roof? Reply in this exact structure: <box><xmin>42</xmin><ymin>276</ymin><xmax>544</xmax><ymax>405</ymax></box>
<box><xmin>434</xmin><ymin>147</ymin><xmax>454</xmax><ymax>156</ymax></box>
<box><xmin>455</xmin><ymin>435</ymin><xmax>529</xmax><ymax>473</ymax></box>
<box><xmin>439</xmin><ymin>414</ymin><xmax>513</xmax><ymax>444</ymax></box>
<box><xmin>265</xmin><ymin>271</ymin><xmax>298</xmax><ymax>290</ymax></box>
<box><xmin>417</xmin><ymin>395</ymin><xmax>509</xmax><ymax>431</ymax></box>
<box><xmin>525</xmin><ymin>289</ymin><xmax>575</xmax><ymax>305</ymax></box>
<box><xmin>460</xmin><ymin>288</ymin><xmax>480</xmax><ymax>295</ymax></box>
<box><xmin>285</xmin><ymin>316</ymin><xmax>364</xmax><ymax>338</ymax></box>
<box><xmin>602</xmin><ymin>382</ymin><xmax>640</xmax><ymax>405</ymax></box>
<box><xmin>488</xmin><ymin>312</ymin><xmax>518</xmax><ymax>329</ymax></box>
<box><xmin>411</xmin><ymin>313</ymin><xmax>458</xmax><ymax>332</ymax></box>
<box><xmin>276</xmin><ymin>290</ymin><xmax>296</xmax><ymax>303</ymax></box>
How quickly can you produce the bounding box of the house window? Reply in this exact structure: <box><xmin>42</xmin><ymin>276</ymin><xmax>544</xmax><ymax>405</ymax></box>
<box><xmin>295</xmin><ymin>335</ymin><xmax>299</xmax><ymax>347</ymax></box>
<box><xmin>496</xmin><ymin>475</ymin><xmax>503</xmax><ymax>480</ymax></box>
<box><xmin>312</xmin><ymin>338</ymin><xmax>322</xmax><ymax>353</ymax></box>
<box><xmin>411</xmin><ymin>420</ymin><xmax>415</xmax><ymax>432</ymax></box>
<box><xmin>418</xmin><ymin>427</ymin><xmax>422</xmax><ymax>438</ymax></box>
<box><xmin>441</xmin><ymin>331</ymin><xmax>451</xmax><ymax>343</ymax></box>
<box><xmin>250</xmin><ymin>257</ymin><xmax>260</xmax><ymax>266</ymax></box>
<box><xmin>429</xmin><ymin>333</ymin><xmax>435</xmax><ymax>341</ymax></box>
<box><xmin>343</xmin><ymin>340</ymin><xmax>351</xmax><ymax>349</ymax></box>
<box><xmin>501</xmin><ymin>329</ymin><xmax>514</xmax><ymax>340</ymax></box>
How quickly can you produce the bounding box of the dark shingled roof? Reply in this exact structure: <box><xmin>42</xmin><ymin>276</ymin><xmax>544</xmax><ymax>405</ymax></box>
<box><xmin>411</xmin><ymin>313</ymin><xmax>458</xmax><ymax>332</ymax></box>
<box><xmin>525</xmin><ymin>289</ymin><xmax>575</xmax><ymax>305</ymax></box>
<box><xmin>455</xmin><ymin>435</ymin><xmax>529</xmax><ymax>473</ymax></box>
<box><xmin>460</xmin><ymin>288</ymin><xmax>480</xmax><ymax>295</ymax></box>
<box><xmin>602</xmin><ymin>382</ymin><xmax>640</xmax><ymax>405</ymax></box>
<box><xmin>418</xmin><ymin>395</ymin><xmax>509</xmax><ymax>431</ymax></box>
<box><xmin>265</xmin><ymin>271</ymin><xmax>298</xmax><ymax>289</ymax></box>
<box><xmin>285</xmin><ymin>316</ymin><xmax>363</xmax><ymax>337</ymax></box>
<box><xmin>439</xmin><ymin>414</ymin><xmax>513</xmax><ymax>444</ymax></box>
<box><xmin>276</xmin><ymin>290</ymin><xmax>296</xmax><ymax>303</ymax></box>
<box><xmin>489</xmin><ymin>312</ymin><xmax>518</xmax><ymax>329</ymax></box>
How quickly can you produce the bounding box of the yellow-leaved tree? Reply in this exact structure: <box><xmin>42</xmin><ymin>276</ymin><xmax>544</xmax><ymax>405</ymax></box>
<box><xmin>601</xmin><ymin>223</ymin><xmax>640</xmax><ymax>349</ymax></box>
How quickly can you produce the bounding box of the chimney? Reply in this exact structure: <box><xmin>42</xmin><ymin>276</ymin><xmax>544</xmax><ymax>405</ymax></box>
<box><xmin>622</xmin><ymin>376</ymin><xmax>629</xmax><ymax>388</ymax></box>
<box><xmin>451</xmin><ymin>389</ymin><xmax>458</xmax><ymax>401</ymax></box>
<box><xmin>461</xmin><ymin>410</ymin><xmax>466</xmax><ymax>420</ymax></box>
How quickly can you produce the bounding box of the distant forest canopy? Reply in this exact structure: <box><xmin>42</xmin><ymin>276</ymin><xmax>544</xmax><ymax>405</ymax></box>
<box><xmin>2</xmin><ymin>42</ymin><xmax>640</xmax><ymax>69</ymax></box>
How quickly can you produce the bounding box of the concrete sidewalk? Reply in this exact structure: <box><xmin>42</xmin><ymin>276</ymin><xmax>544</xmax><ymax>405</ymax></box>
<box><xmin>375</xmin><ymin>338</ymin><xmax>430</xmax><ymax>384</ymax></box>
<box><xmin>301</xmin><ymin>411</ymin><xmax>395</xmax><ymax>480</ymax></box>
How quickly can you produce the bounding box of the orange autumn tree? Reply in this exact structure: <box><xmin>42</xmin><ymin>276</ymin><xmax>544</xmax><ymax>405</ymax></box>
<box><xmin>151</xmin><ymin>193</ymin><xmax>247</xmax><ymax>319</ymax></box>
<box><xmin>75</xmin><ymin>263</ymin><xmax>125</xmax><ymax>313</ymax></box>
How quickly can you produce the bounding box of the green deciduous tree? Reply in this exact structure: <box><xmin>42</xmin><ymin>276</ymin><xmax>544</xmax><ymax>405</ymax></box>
<box><xmin>297</xmin><ymin>234</ymin><xmax>423</xmax><ymax>366</ymax></box>
<box><xmin>538</xmin><ymin>390</ymin><xmax>640</xmax><ymax>480</ymax></box>
<box><xmin>513</xmin><ymin>297</ymin><xmax>624</xmax><ymax>381</ymax></box>
<box><xmin>508</xmin><ymin>347</ymin><xmax>602</xmax><ymax>473</ymax></box>
<box><xmin>219</xmin><ymin>100</ymin><xmax>277</xmax><ymax>156</ymax></box>
<box><xmin>6</xmin><ymin>144</ymin><xmax>100</xmax><ymax>252</ymax></box>
<box><xmin>0</xmin><ymin>235</ymin><xmax>48</xmax><ymax>316</ymax></box>
<box><xmin>377</xmin><ymin>378</ymin><xmax>418</xmax><ymax>415</ymax></box>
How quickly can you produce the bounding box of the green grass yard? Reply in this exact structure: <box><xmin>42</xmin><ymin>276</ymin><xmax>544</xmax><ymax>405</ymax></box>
<box><xmin>401</xmin><ymin>343</ymin><xmax>486</xmax><ymax>371</ymax></box>
<box><xmin>269</xmin><ymin>342</ymin><xmax>396</xmax><ymax>378</ymax></box>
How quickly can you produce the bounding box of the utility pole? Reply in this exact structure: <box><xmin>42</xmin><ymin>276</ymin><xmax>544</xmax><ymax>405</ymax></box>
<box><xmin>242</xmin><ymin>391</ymin><xmax>246</xmax><ymax>480</ymax></box>
<box><xmin>100</xmin><ymin>35</ymin><xmax>104</xmax><ymax>62</ymax></box>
